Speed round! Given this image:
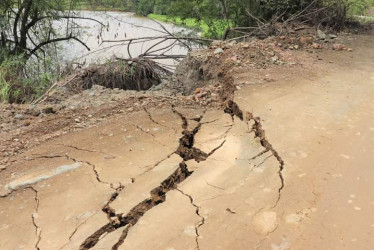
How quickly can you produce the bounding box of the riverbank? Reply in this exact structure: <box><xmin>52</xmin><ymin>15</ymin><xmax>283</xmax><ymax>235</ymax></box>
<box><xmin>69</xmin><ymin>3</ymin><xmax>228</xmax><ymax>38</ymax></box>
<box><xmin>72</xmin><ymin>2</ymin><xmax>130</xmax><ymax>12</ymax></box>
<box><xmin>148</xmin><ymin>14</ymin><xmax>229</xmax><ymax>38</ymax></box>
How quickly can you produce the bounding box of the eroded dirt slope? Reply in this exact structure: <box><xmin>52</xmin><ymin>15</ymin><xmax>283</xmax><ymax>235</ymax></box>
<box><xmin>0</xmin><ymin>34</ymin><xmax>373</xmax><ymax>250</ymax></box>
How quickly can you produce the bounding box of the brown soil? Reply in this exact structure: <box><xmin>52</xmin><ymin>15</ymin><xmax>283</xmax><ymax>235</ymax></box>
<box><xmin>1</xmin><ymin>30</ymin><xmax>373</xmax><ymax>250</ymax></box>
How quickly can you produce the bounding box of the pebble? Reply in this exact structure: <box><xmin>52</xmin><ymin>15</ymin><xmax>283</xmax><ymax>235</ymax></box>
<box><xmin>340</xmin><ymin>154</ymin><xmax>351</xmax><ymax>159</ymax></box>
<box><xmin>42</xmin><ymin>106</ymin><xmax>55</xmax><ymax>114</ymax></box>
<box><xmin>183</xmin><ymin>225</ymin><xmax>197</xmax><ymax>236</ymax></box>
<box><xmin>25</xmin><ymin>107</ymin><xmax>41</xmax><ymax>116</ymax></box>
<box><xmin>332</xmin><ymin>44</ymin><xmax>345</xmax><ymax>51</ymax></box>
<box><xmin>214</xmin><ymin>48</ymin><xmax>224</xmax><ymax>54</ymax></box>
<box><xmin>271</xmin><ymin>56</ymin><xmax>279</xmax><ymax>63</ymax></box>
<box><xmin>14</xmin><ymin>114</ymin><xmax>24</xmax><ymax>120</ymax></box>
<box><xmin>317</xmin><ymin>29</ymin><xmax>326</xmax><ymax>40</ymax></box>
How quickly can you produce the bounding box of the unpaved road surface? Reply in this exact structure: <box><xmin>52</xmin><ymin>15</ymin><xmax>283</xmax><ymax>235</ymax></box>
<box><xmin>1</xmin><ymin>35</ymin><xmax>373</xmax><ymax>250</ymax></box>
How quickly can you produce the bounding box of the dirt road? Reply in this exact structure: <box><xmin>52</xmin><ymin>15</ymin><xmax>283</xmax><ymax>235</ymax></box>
<box><xmin>0</xmin><ymin>35</ymin><xmax>373</xmax><ymax>250</ymax></box>
<box><xmin>235</xmin><ymin>35</ymin><xmax>374</xmax><ymax>249</ymax></box>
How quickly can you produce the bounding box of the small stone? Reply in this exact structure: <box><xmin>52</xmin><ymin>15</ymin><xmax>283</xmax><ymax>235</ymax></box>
<box><xmin>42</xmin><ymin>106</ymin><xmax>55</xmax><ymax>114</ymax></box>
<box><xmin>332</xmin><ymin>44</ymin><xmax>345</xmax><ymax>51</ymax></box>
<box><xmin>214</xmin><ymin>48</ymin><xmax>224</xmax><ymax>54</ymax></box>
<box><xmin>25</xmin><ymin>106</ymin><xmax>41</xmax><ymax>116</ymax></box>
<box><xmin>14</xmin><ymin>113</ymin><xmax>24</xmax><ymax>120</ymax></box>
<box><xmin>317</xmin><ymin>29</ymin><xmax>326</xmax><ymax>40</ymax></box>
<box><xmin>23</xmin><ymin>120</ymin><xmax>31</xmax><ymax>126</ymax></box>
<box><xmin>347</xmin><ymin>48</ymin><xmax>353</xmax><ymax>52</ymax></box>
<box><xmin>0</xmin><ymin>165</ymin><xmax>6</xmax><ymax>171</ymax></box>
<box><xmin>271</xmin><ymin>56</ymin><xmax>279</xmax><ymax>63</ymax></box>
<box><xmin>195</xmin><ymin>88</ymin><xmax>202</xmax><ymax>94</ymax></box>
<box><xmin>111</xmin><ymin>217</ymin><xmax>121</xmax><ymax>226</ymax></box>
<box><xmin>311</xmin><ymin>43</ymin><xmax>323</xmax><ymax>49</ymax></box>
<box><xmin>300</xmin><ymin>36</ymin><xmax>313</xmax><ymax>44</ymax></box>
<box><xmin>211</xmin><ymin>40</ymin><xmax>223</xmax><ymax>48</ymax></box>
<box><xmin>74</xmin><ymin>118</ymin><xmax>81</xmax><ymax>123</ymax></box>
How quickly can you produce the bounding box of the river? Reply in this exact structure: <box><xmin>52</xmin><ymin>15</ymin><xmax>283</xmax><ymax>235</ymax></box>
<box><xmin>58</xmin><ymin>11</ymin><xmax>193</xmax><ymax>67</ymax></box>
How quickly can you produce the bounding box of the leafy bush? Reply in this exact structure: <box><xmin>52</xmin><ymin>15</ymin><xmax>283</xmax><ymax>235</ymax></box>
<box><xmin>135</xmin><ymin>0</ymin><xmax>155</xmax><ymax>15</ymax></box>
<box><xmin>140</xmin><ymin>0</ymin><xmax>374</xmax><ymax>37</ymax></box>
<box><xmin>0</xmin><ymin>55</ymin><xmax>53</xmax><ymax>103</ymax></box>
<box><xmin>0</xmin><ymin>56</ymin><xmax>24</xmax><ymax>103</ymax></box>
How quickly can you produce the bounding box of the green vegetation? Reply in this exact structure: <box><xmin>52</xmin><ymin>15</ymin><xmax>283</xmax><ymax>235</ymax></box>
<box><xmin>0</xmin><ymin>55</ymin><xmax>52</xmax><ymax>103</ymax></box>
<box><xmin>139</xmin><ymin>0</ymin><xmax>374</xmax><ymax>39</ymax></box>
<box><xmin>1</xmin><ymin>0</ymin><xmax>374</xmax><ymax>103</ymax></box>
<box><xmin>148</xmin><ymin>14</ymin><xmax>230</xmax><ymax>38</ymax></box>
<box><xmin>0</xmin><ymin>0</ymin><xmax>96</xmax><ymax>103</ymax></box>
<box><xmin>348</xmin><ymin>0</ymin><xmax>374</xmax><ymax>15</ymax></box>
<box><xmin>72</xmin><ymin>0</ymin><xmax>132</xmax><ymax>11</ymax></box>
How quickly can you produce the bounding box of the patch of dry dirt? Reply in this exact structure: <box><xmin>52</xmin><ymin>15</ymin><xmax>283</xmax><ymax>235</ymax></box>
<box><xmin>1</xmin><ymin>31</ymin><xmax>373</xmax><ymax>250</ymax></box>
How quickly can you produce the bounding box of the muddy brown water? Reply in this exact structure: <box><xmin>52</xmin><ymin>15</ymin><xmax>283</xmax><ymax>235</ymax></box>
<box><xmin>58</xmin><ymin>11</ymin><xmax>192</xmax><ymax>66</ymax></box>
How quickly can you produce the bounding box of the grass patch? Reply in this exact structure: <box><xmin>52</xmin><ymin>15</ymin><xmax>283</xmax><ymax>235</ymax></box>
<box><xmin>148</xmin><ymin>13</ymin><xmax>230</xmax><ymax>38</ymax></box>
<box><xmin>352</xmin><ymin>15</ymin><xmax>374</xmax><ymax>23</ymax></box>
<box><xmin>71</xmin><ymin>1</ymin><xmax>130</xmax><ymax>12</ymax></box>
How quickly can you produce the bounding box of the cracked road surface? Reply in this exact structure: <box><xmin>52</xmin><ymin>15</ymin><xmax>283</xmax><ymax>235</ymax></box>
<box><xmin>1</xmin><ymin>35</ymin><xmax>374</xmax><ymax>250</ymax></box>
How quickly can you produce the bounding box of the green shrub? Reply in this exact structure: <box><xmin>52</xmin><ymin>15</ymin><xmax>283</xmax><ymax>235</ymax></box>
<box><xmin>0</xmin><ymin>55</ymin><xmax>53</xmax><ymax>103</ymax></box>
<box><xmin>0</xmin><ymin>55</ymin><xmax>24</xmax><ymax>103</ymax></box>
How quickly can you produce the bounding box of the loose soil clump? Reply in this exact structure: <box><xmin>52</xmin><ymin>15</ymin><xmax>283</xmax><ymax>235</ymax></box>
<box><xmin>64</xmin><ymin>59</ymin><xmax>171</xmax><ymax>93</ymax></box>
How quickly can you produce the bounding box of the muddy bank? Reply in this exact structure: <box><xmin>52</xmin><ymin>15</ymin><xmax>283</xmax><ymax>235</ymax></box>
<box><xmin>0</xmin><ymin>32</ymin><xmax>356</xmax><ymax>169</ymax></box>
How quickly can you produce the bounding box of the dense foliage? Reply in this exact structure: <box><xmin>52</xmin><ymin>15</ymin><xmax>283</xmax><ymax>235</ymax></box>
<box><xmin>0</xmin><ymin>0</ymin><xmax>99</xmax><ymax>102</ymax></box>
<box><xmin>133</xmin><ymin>0</ymin><xmax>374</xmax><ymax>37</ymax></box>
